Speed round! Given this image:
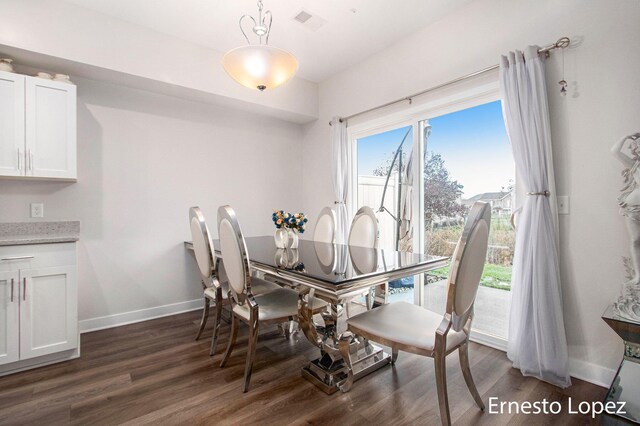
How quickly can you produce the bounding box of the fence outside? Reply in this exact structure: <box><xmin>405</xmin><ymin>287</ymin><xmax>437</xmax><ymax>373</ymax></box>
<box><xmin>357</xmin><ymin>175</ymin><xmax>398</xmax><ymax>250</ymax></box>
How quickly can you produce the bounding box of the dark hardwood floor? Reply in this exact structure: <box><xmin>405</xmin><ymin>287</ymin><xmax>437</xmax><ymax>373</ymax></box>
<box><xmin>0</xmin><ymin>310</ymin><xmax>607</xmax><ymax>425</ymax></box>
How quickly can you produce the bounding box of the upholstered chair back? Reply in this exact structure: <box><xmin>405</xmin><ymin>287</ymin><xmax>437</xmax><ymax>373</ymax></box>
<box><xmin>348</xmin><ymin>206</ymin><xmax>379</xmax><ymax>249</ymax></box>
<box><xmin>446</xmin><ymin>201</ymin><xmax>491</xmax><ymax>331</ymax></box>
<box><xmin>189</xmin><ymin>207</ymin><xmax>216</xmax><ymax>285</ymax></box>
<box><xmin>314</xmin><ymin>207</ymin><xmax>337</xmax><ymax>244</ymax></box>
<box><xmin>217</xmin><ymin>205</ymin><xmax>251</xmax><ymax>301</ymax></box>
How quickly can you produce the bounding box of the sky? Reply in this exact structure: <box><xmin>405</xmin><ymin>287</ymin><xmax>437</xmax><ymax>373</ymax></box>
<box><xmin>357</xmin><ymin>100</ymin><xmax>514</xmax><ymax>198</ymax></box>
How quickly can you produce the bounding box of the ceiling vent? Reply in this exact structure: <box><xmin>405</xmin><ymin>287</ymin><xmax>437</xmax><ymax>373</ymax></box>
<box><xmin>292</xmin><ymin>9</ymin><xmax>327</xmax><ymax>32</ymax></box>
<box><xmin>294</xmin><ymin>10</ymin><xmax>313</xmax><ymax>24</ymax></box>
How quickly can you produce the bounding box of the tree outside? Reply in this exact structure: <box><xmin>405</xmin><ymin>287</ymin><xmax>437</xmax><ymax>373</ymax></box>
<box><xmin>372</xmin><ymin>150</ymin><xmax>514</xmax><ymax>291</ymax></box>
<box><xmin>372</xmin><ymin>150</ymin><xmax>468</xmax><ymax>228</ymax></box>
<box><xmin>423</xmin><ymin>152</ymin><xmax>466</xmax><ymax>228</ymax></box>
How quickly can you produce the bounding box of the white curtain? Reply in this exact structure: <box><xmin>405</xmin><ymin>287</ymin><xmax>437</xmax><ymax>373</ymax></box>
<box><xmin>331</xmin><ymin>117</ymin><xmax>350</xmax><ymax>244</ymax></box>
<box><xmin>500</xmin><ymin>47</ymin><xmax>571</xmax><ymax>388</ymax></box>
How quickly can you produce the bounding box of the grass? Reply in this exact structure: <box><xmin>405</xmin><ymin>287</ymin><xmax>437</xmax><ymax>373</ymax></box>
<box><xmin>425</xmin><ymin>216</ymin><xmax>515</xmax><ymax>291</ymax></box>
<box><xmin>428</xmin><ymin>263</ymin><xmax>512</xmax><ymax>291</ymax></box>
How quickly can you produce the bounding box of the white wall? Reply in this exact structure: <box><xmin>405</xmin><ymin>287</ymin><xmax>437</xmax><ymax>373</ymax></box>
<box><xmin>301</xmin><ymin>0</ymin><xmax>640</xmax><ymax>386</ymax></box>
<box><xmin>0</xmin><ymin>77</ymin><xmax>304</xmax><ymax>325</ymax></box>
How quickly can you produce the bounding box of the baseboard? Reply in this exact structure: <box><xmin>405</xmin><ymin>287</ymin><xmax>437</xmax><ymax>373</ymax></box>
<box><xmin>470</xmin><ymin>330</ymin><xmax>508</xmax><ymax>352</ymax></box>
<box><xmin>568</xmin><ymin>357</ymin><xmax>617</xmax><ymax>389</ymax></box>
<box><xmin>469</xmin><ymin>331</ymin><xmax>614</xmax><ymax>389</ymax></box>
<box><xmin>79</xmin><ymin>299</ymin><xmax>203</xmax><ymax>334</ymax></box>
<box><xmin>0</xmin><ymin>347</ymin><xmax>80</xmax><ymax>377</ymax></box>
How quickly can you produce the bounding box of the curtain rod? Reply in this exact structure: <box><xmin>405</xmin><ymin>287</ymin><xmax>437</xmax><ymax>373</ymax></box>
<box><xmin>330</xmin><ymin>36</ymin><xmax>570</xmax><ymax>126</ymax></box>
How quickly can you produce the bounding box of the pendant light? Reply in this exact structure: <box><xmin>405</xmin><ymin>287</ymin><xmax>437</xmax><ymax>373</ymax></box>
<box><xmin>222</xmin><ymin>1</ymin><xmax>298</xmax><ymax>91</ymax></box>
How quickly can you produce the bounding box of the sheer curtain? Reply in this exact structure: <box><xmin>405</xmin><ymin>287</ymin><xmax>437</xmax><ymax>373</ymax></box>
<box><xmin>500</xmin><ymin>47</ymin><xmax>571</xmax><ymax>388</ymax></box>
<box><xmin>331</xmin><ymin>117</ymin><xmax>350</xmax><ymax>244</ymax></box>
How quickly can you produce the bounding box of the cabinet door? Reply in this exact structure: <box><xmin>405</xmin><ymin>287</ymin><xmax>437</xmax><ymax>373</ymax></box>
<box><xmin>0</xmin><ymin>271</ymin><xmax>20</xmax><ymax>365</ymax></box>
<box><xmin>25</xmin><ymin>77</ymin><xmax>76</xmax><ymax>179</ymax></box>
<box><xmin>0</xmin><ymin>71</ymin><xmax>25</xmax><ymax>177</ymax></box>
<box><xmin>19</xmin><ymin>266</ymin><xmax>78</xmax><ymax>360</ymax></box>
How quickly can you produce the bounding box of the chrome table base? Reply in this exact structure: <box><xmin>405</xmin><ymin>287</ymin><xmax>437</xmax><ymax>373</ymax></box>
<box><xmin>302</xmin><ymin>343</ymin><xmax>391</xmax><ymax>394</ymax></box>
<box><xmin>297</xmin><ymin>288</ymin><xmax>392</xmax><ymax>394</ymax></box>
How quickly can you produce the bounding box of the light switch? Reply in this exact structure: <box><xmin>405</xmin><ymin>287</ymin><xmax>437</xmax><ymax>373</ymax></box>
<box><xmin>557</xmin><ymin>196</ymin><xmax>569</xmax><ymax>215</ymax></box>
<box><xmin>30</xmin><ymin>203</ymin><xmax>44</xmax><ymax>218</ymax></box>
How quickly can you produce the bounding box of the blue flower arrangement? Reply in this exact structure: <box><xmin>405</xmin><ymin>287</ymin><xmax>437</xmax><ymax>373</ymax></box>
<box><xmin>272</xmin><ymin>210</ymin><xmax>308</xmax><ymax>233</ymax></box>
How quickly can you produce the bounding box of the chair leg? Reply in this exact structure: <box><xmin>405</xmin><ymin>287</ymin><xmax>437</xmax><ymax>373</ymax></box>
<box><xmin>459</xmin><ymin>343</ymin><xmax>485</xmax><ymax>410</ymax></box>
<box><xmin>434</xmin><ymin>350</ymin><xmax>451</xmax><ymax>426</ymax></box>
<box><xmin>391</xmin><ymin>348</ymin><xmax>399</xmax><ymax>365</ymax></box>
<box><xmin>243</xmin><ymin>318</ymin><xmax>259</xmax><ymax>392</ymax></box>
<box><xmin>220</xmin><ymin>315</ymin><xmax>239</xmax><ymax>368</ymax></box>
<box><xmin>195</xmin><ymin>297</ymin><xmax>210</xmax><ymax>340</ymax></box>
<box><xmin>209</xmin><ymin>294</ymin><xmax>224</xmax><ymax>356</ymax></box>
<box><xmin>338</xmin><ymin>331</ymin><xmax>354</xmax><ymax>392</ymax></box>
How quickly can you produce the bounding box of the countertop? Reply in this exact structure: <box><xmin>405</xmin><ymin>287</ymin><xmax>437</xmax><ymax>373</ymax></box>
<box><xmin>0</xmin><ymin>221</ymin><xmax>80</xmax><ymax>246</ymax></box>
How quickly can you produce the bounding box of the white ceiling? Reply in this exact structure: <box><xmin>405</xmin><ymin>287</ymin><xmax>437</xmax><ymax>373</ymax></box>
<box><xmin>62</xmin><ymin>0</ymin><xmax>474</xmax><ymax>83</ymax></box>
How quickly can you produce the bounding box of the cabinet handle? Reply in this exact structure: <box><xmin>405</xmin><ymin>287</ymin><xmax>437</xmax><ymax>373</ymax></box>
<box><xmin>1</xmin><ymin>255</ymin><xmax>34</xmax><ymax>261</ymax></box>
<box><xmin>10</xmin><ymin>278</ymin><xmax>14</xmax><ymax>302</ymax></box>
<box><xmin>28</xmin><ymin>149</ymin><xmax>33</xmax><ymax>171</ymax></box>
<box><xmin>23</xmin><ymin>277</ymin><xmax>26</xmax><ymax>301</ymax></box>
<box><xmin>17</xmin><ymin>148</ymin><xmax>21</xmax><ymax>171</ymax></box>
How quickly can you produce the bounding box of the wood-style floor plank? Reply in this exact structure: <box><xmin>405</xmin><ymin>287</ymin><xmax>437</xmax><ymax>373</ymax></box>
<box><xmin>0</xmin><ymin>310</ymin><xmax>607</xmax><ymax>425</ymax></box>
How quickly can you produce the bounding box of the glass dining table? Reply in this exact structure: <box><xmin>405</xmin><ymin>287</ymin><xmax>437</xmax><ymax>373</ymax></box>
<box><xmin>185</xmin><ymin>236</ymin><xmax>448</xmax><ymax>394</ymax></box>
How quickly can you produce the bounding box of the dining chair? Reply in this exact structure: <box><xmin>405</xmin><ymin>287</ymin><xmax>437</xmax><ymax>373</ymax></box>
<box><xmin>217</xmin><ymin>205</ymin><xmax>315</xmax><ymax>392</ymax></box>
<box><xmin>348</xmin><ymin>206</ymin><xmax>379</xmax><ymax>249</ymax></box>
<box><xmin>313</xmin><ymin>206</ymin><xmax>337</xmax><ymax>243</ymax></box>
<box><xmin>342</xmin><ymin>201</ymin><xmax>491</xmax><ymax>426</ymax></box>
<box><xmin>188</xmin><ymin>207</ymin><xmax>281</xmax><ymax>356</ymax></box>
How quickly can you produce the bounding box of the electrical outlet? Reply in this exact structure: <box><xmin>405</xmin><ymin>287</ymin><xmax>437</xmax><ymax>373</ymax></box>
<box><xmin>30</xmin><ymin>203</ymin><xmax>44</xmax><ymax>218</ymax></box>
<box><xmin>557</xmin><ymin>196</ymin><xmax>569</xmax><ymax>215</ymax></box>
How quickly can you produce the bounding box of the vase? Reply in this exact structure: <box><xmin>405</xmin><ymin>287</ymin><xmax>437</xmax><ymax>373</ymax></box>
<box><xmin>0</xmin><ymin>59</ymin><xmax>14</xmax><ymax>73</ymax></box>
<box><xmin>53</xmin><ymin>74</ymin><xmax>72</xmax><ymax>84</ymax></box>
<box><xmin>274</xmin><ymin>228</ymin><xmax>288</xmax><ymax>249</ymax></box>
<box><xmin>287</xmin><ymin>229</ymin><xmax>299</xmax><ymax>249</ymax></box>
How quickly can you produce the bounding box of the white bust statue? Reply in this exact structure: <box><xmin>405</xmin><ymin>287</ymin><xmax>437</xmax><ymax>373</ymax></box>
<box><xmin>611</xmin><ymin>132</ymin><xmax>640</xmax><ymax>321</ymax></box>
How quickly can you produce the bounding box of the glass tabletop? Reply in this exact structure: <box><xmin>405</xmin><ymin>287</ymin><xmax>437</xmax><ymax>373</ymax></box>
<box><xmin>212</xmin><ymin>236</ymin><xmax>448</xmax><ymax>286</ymax></box>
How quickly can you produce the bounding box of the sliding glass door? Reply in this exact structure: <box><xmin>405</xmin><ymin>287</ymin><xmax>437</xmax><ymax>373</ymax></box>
<box><xmin>420</xmin><ymin>100</ymin><xmax>514</xmax><ymax>344</ymax></box>
<box><xmin>351</xmin><ymin>94</ymin><xmax>514</xmax><ymax>347</ymax></box>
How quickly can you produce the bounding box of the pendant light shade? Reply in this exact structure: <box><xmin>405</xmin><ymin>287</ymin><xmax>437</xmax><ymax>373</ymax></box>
<box><xmin>222</xmin><ymin>45</ymin><xmax>298</xmax><ymax>91</ymax></box>
<box><xmin>222</xmin><ymin>1</ymin><xmax>297</xmax><ymax>91</ymax></box>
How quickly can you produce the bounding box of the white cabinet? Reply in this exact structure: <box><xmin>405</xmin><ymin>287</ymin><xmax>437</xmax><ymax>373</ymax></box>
<box><xmin>0</xmin><ymin>243</ymin><xmax>78</xmax><ymax>369</ymax></box>
<box><xmin>0</xmin><ymin>70</ymin><xmax>77</xmax><ymax>180</ymax></box>
<box><xmin>0</xmin><ymin>72</ymin><xmax>25</xmax><ymax>177</ymax></box>
<box><xmin>26</xmin><ymin>78</ymin><xmax>77</xmax><ymax>179</ymax></box>
<box><xmin>20</xmin><ymin>266</ymin><xmax>77</xmax><ymax>359</ymax></box>
<box><xmin>0</xmin><ymin>270</ymin><xmax>20</xmax><ymax>365</ymax></box>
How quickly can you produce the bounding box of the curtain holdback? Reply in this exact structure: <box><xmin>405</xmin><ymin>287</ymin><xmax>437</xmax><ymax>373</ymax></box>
<box><xmin>526</xmin><ymin>190</ymin><xmax>550</xmax><ymax>197</ymax></box>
